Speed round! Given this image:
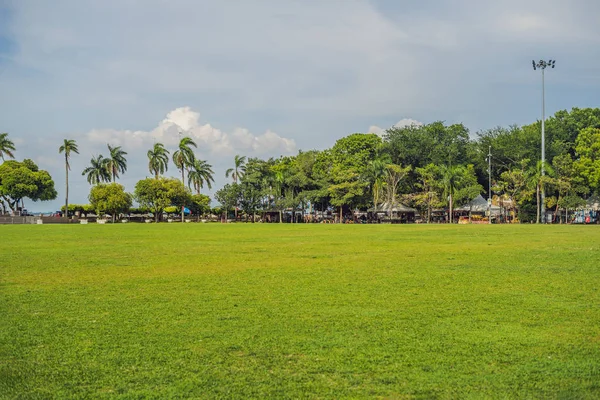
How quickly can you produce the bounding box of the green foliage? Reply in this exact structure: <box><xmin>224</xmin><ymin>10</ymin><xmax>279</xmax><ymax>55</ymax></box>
<box><xmin>147</xmin><ymin>143</ymin><xmax>170</xmax><ymax>179</ymax></box>
<box><xmin>214</xmin><ymin>183</ymin><xmax>240</xmax><ymax>215</ymax></box>
<box><xmin>0</xmin><ymin>132</ymin><xmax>16</xmax><ymax>161</ymax></box>
<box><xmin>134</xmin><ymin>178</ymin><xmax>191</xmax><ymax>222</ymax></box>
<box><xmin>188</xmin><ymin>193</ymin><xmax>211</xmax><ymax>216</ymax></box>
<box><xmin>574</xmin><ymin>127</ymin><xmax>600</xmax><ymax>191</ymax></box>
<box><xmin>88</xmin><ymin>183</ymin><xmax>132</xmax><ymax>219</ymax></box>
<box><xmin>106</xmin><ymin>144</ymin><xmax>128</xmax><ymax>182</ymax></box>
<box><xmin>384</xmin><ymin>122</ymin><xmax>469</xmax><ymax>169</ymax></box>
<box><xmin>188</xmin><ymin>159</ymin><xmax>214</xmax><ymax>194</ymax></box>
<box><xmin>172</xmin><ymin>137</ymin><xmax>197</xmax><ymax>173</ymax></box>
<box><xmin>60</xmin><ymin>204</ymin><xmax>94</xmax><ymax>213</ymax></box>
<box><xmin>82</xmin><ymin>155</ymin><xmax>111</xmax><ymax>185</ymax></box>
<box><xmin>225</xmin><ymin>155</ymin><xmax>247</xmax><ymax>183</ymax></box>
<box><xmin>0</xmin><ymin>159</ymin><xmax>57</xmax><ymax>211</ymax></box>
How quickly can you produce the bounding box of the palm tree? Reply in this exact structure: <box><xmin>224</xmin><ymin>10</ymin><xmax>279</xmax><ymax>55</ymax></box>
<box><xmin>106</xmin><ymin>144</ymin><xmax>128</xmax><ymax>182</ymax></box>
<box><xmin>365</xmin><ymin>157</ymin><xmax>389</xmax><ymax>210</ymax></box>
<box><xmin>527</xmin><ymin>160</ymin><xmax>555</xmax><ymax>224</ymax></box>
<box><xmin>147</xmin><ymin>143</ymin><xmax>170</xmax><ymax>179</ymax></box>
<box><xmin>58</xmin><ymin>139</ymin><xmax>79</xmax><ymax>218</ymax></box>
<box><xmin>188</xmin><ymin>159</ymin><xmax>214</xmax><ymax>194</ymax></box>
<box><xmin>440</xmin><ymin>165</ymin><xmax>464</xmax><ymax>223</ymax></box>
<box><xmin>225</xmin><ymin>155</ymin><xmax>247</xmax><ymax>183</ymax></box>
<box><xmin>173</xmin><ymin>137</ymin><xmax>197</xmax><ymax>221</ymax></box>
<box><xmin>82</xmin><ymin>155</ymin><xmax>110</xmax><ymax>185</ymax></box>
<box><xmin>0</xmin><ymin>133</ymin><xmax>16</xmax><ymax>161</ymax></box>
<box><xmin>173</xmin><ymin>137</ymin><xmax>197</xmax><ymax>183</ymax></box>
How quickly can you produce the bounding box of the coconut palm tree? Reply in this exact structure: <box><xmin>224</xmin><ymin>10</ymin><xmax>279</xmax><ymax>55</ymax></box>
<box><xmin>147</xmin><ymin>142</ymin><xmax>170</xmax><ymax>179</ymax></box>
<box><xmin>439</xmin><ymin>164</ymin><xmax>464</xmax><ymax>223</ymax></box>
<box><xmin>173</xmin><ymin>137</ymin><xmax>197</xmax><ymax>183</ymax></box>
<box><xmin>82</xmin><ymin>155</ymin><xmax>110</xmax><ymax>185</ymax></box>
<box><xmin>0</xmin><ymin>132</ymin><xmax>16</xmax><ymax>161</ymax></box>
<box><xmin>106</xmin><ymin>144</ymin><xmax>128</xmax><ymax>182</ymax></box>
<box><xmin>188</xmin><ymin>159</ymin><xmax>214</xmax><ymax>194</ymax></box>
<box><xmin>225</xmin><ymin>155</ymin><xmax>247</xmax><ymax>183</ymax></box>
<box><xmin>58</xmin><ymin>139</ymin><xmax>79</xmax><ymax>218</ymax></box>
<box><xmin>173</xmin><ymin>137</ymin><xmax>197</xmax><ymax>221</ymax></box>
<box><xmin>365</xmin><ymin>156</ymin><xmax>390</xmax><ymax>210</ymax></box>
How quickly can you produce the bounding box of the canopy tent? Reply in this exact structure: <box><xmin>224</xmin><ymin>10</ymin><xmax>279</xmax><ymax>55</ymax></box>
<box><xmin>456</xmin><ymin>195</ymin><xmax>501</xmax><ymax>214</ymax></box>
<box><xmin>368</xmin><ymin>202</ymin><xmax>417</xmax><ymax>213</ymax></box>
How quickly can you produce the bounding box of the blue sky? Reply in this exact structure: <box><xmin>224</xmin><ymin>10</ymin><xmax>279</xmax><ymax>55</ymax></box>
<box><xmin>1</xmin><ymin>0</ymin><xmax>599</xmax><ymax>211</ymax></box>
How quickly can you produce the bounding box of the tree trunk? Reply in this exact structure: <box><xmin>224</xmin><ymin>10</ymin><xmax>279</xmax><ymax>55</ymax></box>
<box><xmin>339</xmin><ymin>206</ymin><xmax>343</xmax><ymax>223</ymax></box>
<box><xmin>536</xmin><ymin>184</ymin><xmax>540</xmax><ymax>224</ymax></box>
<box><xmin>181</xmin><ymin>169</ymin><xmax>185</xmax><ymax>223</ymax></box>
<box><xmin>427</xmin><ymin>193</ymin><xmax>431</xmax><ymax>223</ymax></box>
<box><xmin>449</xmin><ymin>194</ymin><xmax>453</xmax><ymax>223</ymax></box>
<box><xmin>65</xmin><ymin>157</ymin><xmax>69</xmax><ymax>220</ymax></box>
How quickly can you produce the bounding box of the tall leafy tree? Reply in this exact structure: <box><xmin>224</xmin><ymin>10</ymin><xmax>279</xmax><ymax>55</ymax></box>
<box><xmin>495</xmin><ymin>161</ymin><xmax>531</xmax><ymax>221</ymax></box>
<box><xmin>552</xmin><ymin>154</ymin><xmax>586</xmax><ymax>222</ymax></box>
<box><xmin>134</xmin><ymin>177</ymin><xmax>191</xmax><ymax>223</ymax></box>
<box><xmin>58</xmin><ymin>139</ymin><xmax>79</xmax><ymax>218</ymax></box>
<box><xmin>383</xmin><ymin>164</ymin><xmax>411</xmax><ymax>215</ymax></box>
<box><xmin>365</xmin><ymin>156</ymin><xmax>390</xmax><ymax>209</ymax></box>
<box><xmin>527</xmin><ymin>160</ymin><xmax>555</xmax><ymax>224</ymax></box>
<box><xmin>573</xmin><ymin>127</ymin><xmax>600</xmax><ymax>192</ymax></box>
<box><xmin>172</xmin><ymin>137</ymin><xmax>197</xmax><ymax>221</ymax></box>
<box><xmin>439</xmin><ymin>165</ymin><xmax>463</xmax><ymax>223</ymax></box>
<box><xmin>0</xmin><ymin>133</ymin><xmax>16</xmax><ymax>161</ymax></box>
<box><xmin>327</xmin><ymin>133</ymin><xmax>382</xmax><ymax>218</ymax></box>
<box><xmin>106</xmin><ymin>144</ymin><xmax>128</xmax><ymax>182</ymax></box>
<box><xmin>215</xmin><ymin>183</ymin><xmax>240</xmax><ymax>222</ymax></box>
<box><xmin>82</xmin><ymin>155</ymin><xmax>110</xmax><ymax>185</ymax></box>
<box><xmin>188</xmin><ymin>159</ymin><xmax>214</xmax><ymax>194</ymax></box>
<box><xmin>147</xmin><ymin>143</ymin><xmax>170</xmax><ymax>179</ymax></box>
<box><xmin>226</xmin><ymin>155</ymin><xmax>247</xmax><ymax>183</ymax></box>
<box><xmin>0</xmin><ymin>159</ymin><xmax>57</xmax><ymax>211</ymax></box>
<box><xmin>413</xmin><ymin>164</ymin><xmax>442</xmax><ymax>223</ymax></box>
<box><xmin>88</xmin><ymin>183</ymin><xmax>132</xmax><ymax>223</ymax></box>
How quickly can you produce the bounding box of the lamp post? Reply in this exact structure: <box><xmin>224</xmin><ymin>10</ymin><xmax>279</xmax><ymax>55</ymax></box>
<box><xmin>532</xmin><ymin>59</ymin><xmax>555</xmax><ymax>223</ymax></box>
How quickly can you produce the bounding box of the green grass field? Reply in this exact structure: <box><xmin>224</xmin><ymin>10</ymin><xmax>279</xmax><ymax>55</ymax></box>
<box><xmin>1</xmin><ymin>224</ymin><xmax>599</xmax><ymax>399</ymax></box>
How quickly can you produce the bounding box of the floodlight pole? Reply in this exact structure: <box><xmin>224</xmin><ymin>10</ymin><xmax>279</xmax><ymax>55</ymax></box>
<box><xmin>532</xmin><ymin>59</ymin><xmax>555</xmax><ymax>224</ymax></box>
<box><xmin>541</xmin><ymin>67</ymin><xmax>546</xmax><ymax>223</ymax></box>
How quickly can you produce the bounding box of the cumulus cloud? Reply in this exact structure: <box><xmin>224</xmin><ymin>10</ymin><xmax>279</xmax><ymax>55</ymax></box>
<box><xmin>369</xmin><ymin>118</ymin><xmax>424</xmax><ymax>136</ymax></box>
<box><xmin>86</xmin><ymin>106</ymin><xmax>296</xmax><ymax>156</ymax></box>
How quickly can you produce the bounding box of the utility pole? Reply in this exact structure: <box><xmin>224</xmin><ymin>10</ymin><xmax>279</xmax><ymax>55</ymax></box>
<box><xmin>532</xmin><ymin>59</ymin><xmax>556</xmax><ymax>223</ymax></box>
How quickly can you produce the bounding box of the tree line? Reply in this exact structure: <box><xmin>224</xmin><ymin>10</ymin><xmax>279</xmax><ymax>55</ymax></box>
<box><xmin>1</xmin><ymin>107</ymin><xmax>599</xmax><ymax>222</ymax></box>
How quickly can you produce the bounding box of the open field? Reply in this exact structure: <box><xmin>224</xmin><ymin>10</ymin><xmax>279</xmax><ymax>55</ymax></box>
<box><xmin>1</xmin><ymin>224</ymin><xmax>600</xmax><ymax>398</ymax></box>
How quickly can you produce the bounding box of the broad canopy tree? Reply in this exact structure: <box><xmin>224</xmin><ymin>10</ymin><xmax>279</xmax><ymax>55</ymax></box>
<box><xmin>134</xmin><ymin>178</ymin><xmax>191</xmax><ymax>222</ymax></box>
<box><xmin>0</xmin><ymin>159</ymin><xmax>57</xmax><ymax>212</ymax></box>
<box><xmin>88</xmin><ymin>183</ymin><xmax>132</xmax><ymax>222</ymax></box>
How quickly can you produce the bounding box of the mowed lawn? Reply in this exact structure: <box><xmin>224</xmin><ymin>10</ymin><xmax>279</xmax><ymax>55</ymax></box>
<box><xmin>1</xmin><ymin>224</ymin><xmax>599</xmax><ymax>399</ymax></box>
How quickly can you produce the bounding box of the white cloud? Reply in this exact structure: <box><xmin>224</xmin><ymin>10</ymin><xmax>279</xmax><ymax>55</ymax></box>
<box><xmin>86</xmin><ymin>106</ymin><xmax>296</xmax><ymax>157</ymax></box>
<box><xmin>369</xmin><ymin>118</ymin><xmax>424</xmax><ymax>136</ymax></box>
